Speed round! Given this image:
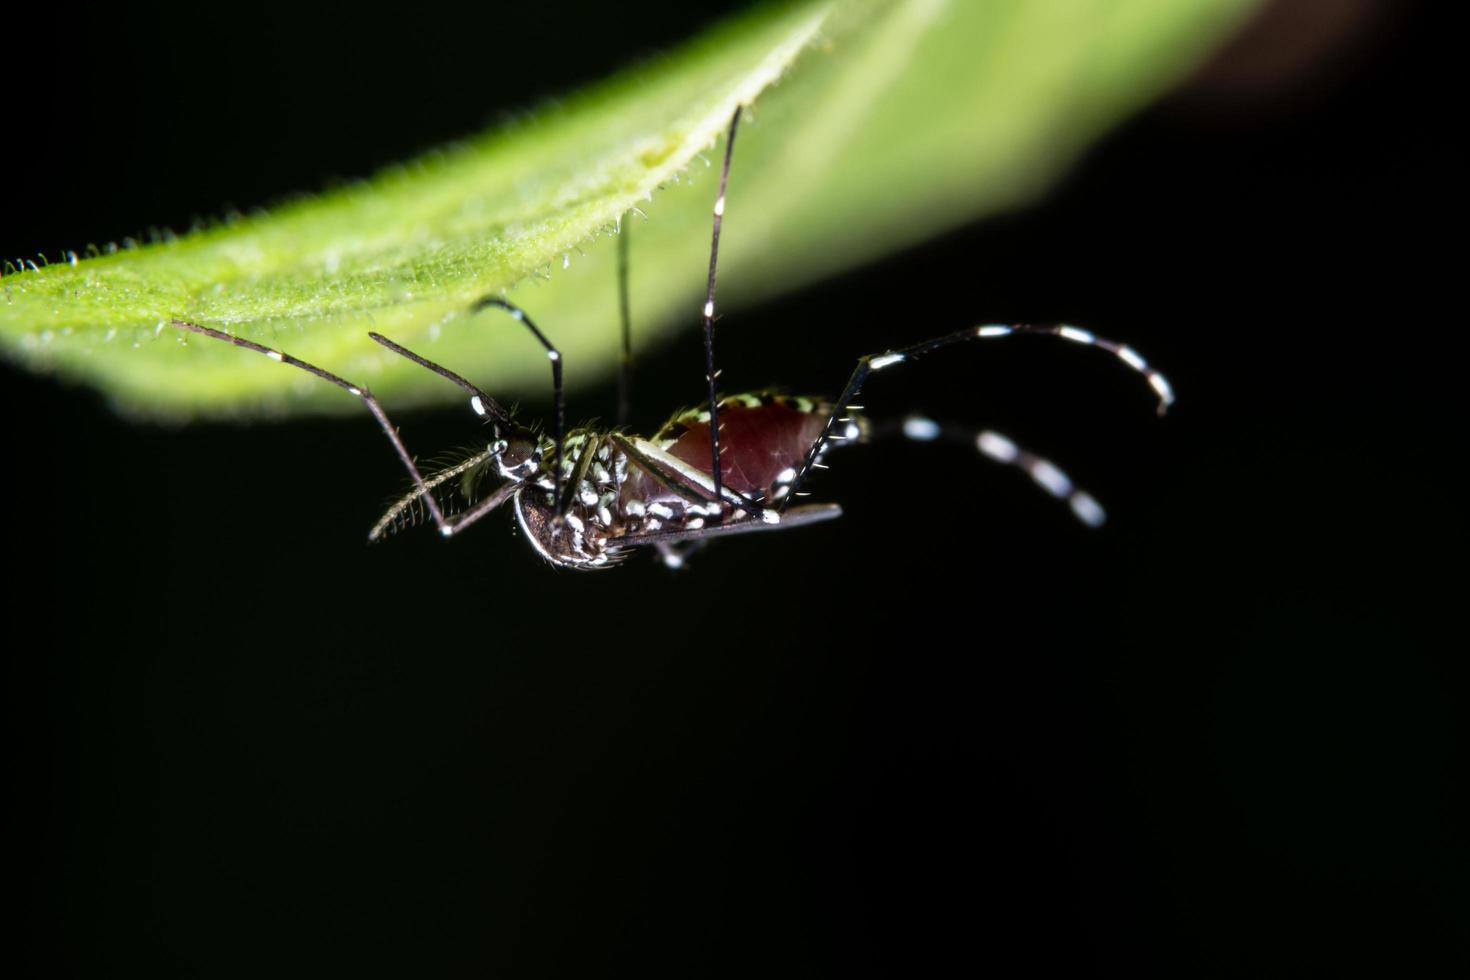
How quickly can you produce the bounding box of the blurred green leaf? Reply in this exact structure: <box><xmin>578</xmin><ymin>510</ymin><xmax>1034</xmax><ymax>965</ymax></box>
<box><xmin>0</xmin><ymin>0</ymin><xmax>1257</xmax><ymax>418</ymax></box>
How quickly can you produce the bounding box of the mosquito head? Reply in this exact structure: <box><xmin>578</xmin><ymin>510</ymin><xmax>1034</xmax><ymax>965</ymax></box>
<box><xmin>494</xmin><ymin>424</ymin><xmax>541</xmax><ymax>482</ymax></box>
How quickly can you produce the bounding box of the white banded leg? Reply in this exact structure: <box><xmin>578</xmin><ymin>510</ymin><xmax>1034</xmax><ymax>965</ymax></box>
<box><xmin>469</xmin><ymin>297</ymin><xmax>566</xmax><ymax>505</ymax></box>
<box><xmin>782</xmin><ymin>322</ymin><xmax>1172</xmax><ymax>511</ymax></box>
<box><xmin>655</xmin><ymin>541</ymin><xmax>703</xmax><ymax>570</ymax></box>
<box><xmin>898</xmin><ymin>415</ymin><xmax>1107</xmax><ymax>527</ymax></box>
<box><xmin>616</xmin><ymin>219</ymin><xmax>634</xmax><ymax>429</ymax></box>
<box><xmin>700</xmin><ymin>108</ymin><xmax>742</xmax><ymax>502</ymax></box>
<box><xmin>370</xmin><ymin>447</ymin><xmax>495</xmax><ymax>541</ymax></box>
<box><xmin>972</xmin><ymin>324</ymin><xmax>1174</xmax><ymax>415</ymax></box>
<box><xmin>368</xmin><ymin>332</ymin><xmax>512</xmax><ymax>429</ymax></box>
<box><xmin>170</xmin><ymin>319</ymin><xmax>512</xmax><ymax>539</ymax></box>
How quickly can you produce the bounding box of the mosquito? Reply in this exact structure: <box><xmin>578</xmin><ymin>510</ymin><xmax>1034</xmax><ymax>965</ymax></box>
<box><xmin>171</xmin><ymin>107</ymin><xmax>1173</xmax><ymax>570</ymax></box>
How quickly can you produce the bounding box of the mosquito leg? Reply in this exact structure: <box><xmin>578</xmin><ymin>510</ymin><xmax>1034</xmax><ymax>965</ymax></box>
<box><xmin>615</xmin><ymin>503</ymin><xmax>842</xmax><ymax>551</ymax></box>
<box><xmin>470</xmin><ymin>297</ymin><xmax>566</xmax><ymax>505</ymax></box>
<box><xmin>980</xmin><ymin>324</ymin><xmax>1174</xmax><ymax>414</ymax></box>
<box><xmin>434</xmin><ymin>480</ymin><xmax>519</xmax><ymax>538</ymax></box>
<box><xmin>366</xmin><ymin>332</ymin><xmax>544</xmax><ymax>532</ymax></box>
<box><xmin>617</xmin><ymin>219</ymin><xmax>633</xmax><ymax>429</ymax></box>
<box><xmin>370</xmin><ymin>448</ymin><xmax>495</xmax><ymax>541</ymax></box>
<box><xmin>875</xmin><ymin>415</ymin><xmax>1108</xmax><ymax>527</ymax></box>
<box><xmin>781</xmin><ymin>323</ymin><xmax>1173</xmax><ymax>510</ymax></box>
<box><xmin>368</xmin><ymin>332</ymin><xmax>512</xmax><ymax>428</ymax></box>
<box><xmin>654</xmin><ymin>541</ymin><xmax>704</xmax><ymax>570</ymax></box>
<box><xmin>170</xmin><ymin>319</ymin><xmax>461</xmax><ymax>535</ymax></box>
<box><xmin>558</xmin><ymin>432</ymin><xmax>601</xmax><ymax>517</ymax></box>
<box><xmin>701</xmin><ymin>108</ymin><xmax>742</xmax><ymax>503</ymax></box>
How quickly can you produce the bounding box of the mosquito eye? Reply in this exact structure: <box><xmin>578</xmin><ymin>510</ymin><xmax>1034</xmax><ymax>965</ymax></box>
<box><xmin>499</xmin><ymin>429</ymin><xmax>538</xmax><ymax>471</ymax></box>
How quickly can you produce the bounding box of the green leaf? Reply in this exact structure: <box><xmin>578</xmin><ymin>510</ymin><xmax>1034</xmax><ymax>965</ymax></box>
<box><xmin>0</xmin><ymin>0</ymin><xmax>1257</xmax><ymax>419</ymax></box>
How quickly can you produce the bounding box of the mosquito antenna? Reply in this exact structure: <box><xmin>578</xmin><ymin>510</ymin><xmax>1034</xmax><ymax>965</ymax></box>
<box><xmin>702</xmin><ymin>107</ymin><xmax>741</xmax><ymax>503</ymax></box>
<box><xmin>370</xmin><ymin>447</ymin><xmax>497</xmax><ymax>541</ymax></box>
<box><xmin>781</xmin><ymin>322</ymin><xmax>1175</xmax><ymax>511</ymax></box>
<box><xmin>867</xmin><ymin>416</ymin><xmax>1108</xmax><ymax>527</ymax></box>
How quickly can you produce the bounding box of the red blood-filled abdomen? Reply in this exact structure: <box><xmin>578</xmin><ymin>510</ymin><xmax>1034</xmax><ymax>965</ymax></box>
<box><xmin>665</xmin><ymin>401</ymin><xmax>827</xmax><ymax>496</ymax></box>
<box><xmin>620</xmin><ymin>398</ymin><xmax>829</xmax><ymax>507</ymax></box>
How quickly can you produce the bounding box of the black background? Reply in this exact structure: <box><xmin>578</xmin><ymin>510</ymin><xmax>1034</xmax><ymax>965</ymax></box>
<box><xmin>4</xmin><ymin>2</ymin><xmax>1463</xmax><ymax>975</ymax></box>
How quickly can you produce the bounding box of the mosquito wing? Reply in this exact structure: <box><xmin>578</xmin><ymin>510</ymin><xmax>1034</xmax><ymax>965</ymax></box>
<box><xmin>612</xmin><ymin>503</ymin><xmax>842</xmax><ymax>550</ymax></box>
